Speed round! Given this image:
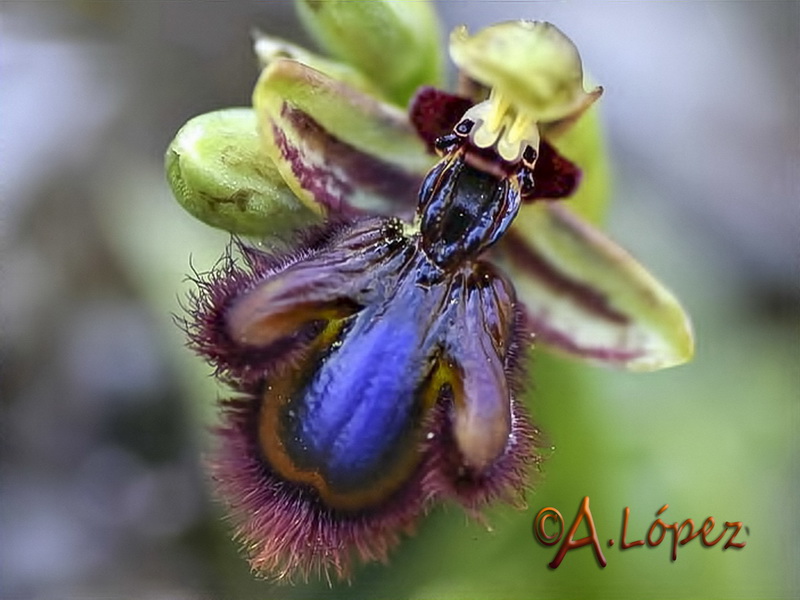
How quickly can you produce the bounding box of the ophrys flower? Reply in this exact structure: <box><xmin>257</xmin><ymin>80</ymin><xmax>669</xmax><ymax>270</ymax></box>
<box><xmin>166</xmin><ymin>2</ymin><xmax>693</xmax><ymax>581</ymax></box>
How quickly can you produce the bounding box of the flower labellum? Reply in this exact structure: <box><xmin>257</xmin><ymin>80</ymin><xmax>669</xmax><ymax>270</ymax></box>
<box><xmin>187</xmin><ymin>111</ymin><xmax>541</xmax><ymax>580</ymax></box>
<box><xmin>169</xmin><ymin>11</ymin><xmax>693</xmax><ymax>582</ymax></box>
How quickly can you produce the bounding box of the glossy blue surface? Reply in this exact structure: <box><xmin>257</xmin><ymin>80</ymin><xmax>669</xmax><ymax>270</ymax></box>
<box><xmin>286</xmin><ymin>301</ymin><xmax>431</xmax><ymax>489</ymax></box>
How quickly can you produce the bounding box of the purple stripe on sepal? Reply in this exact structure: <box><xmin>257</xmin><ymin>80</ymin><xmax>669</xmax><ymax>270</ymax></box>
<box><xmin>275</xmin><ymin>104</ymin><xmax>423</xmax><ymax>216</ymax></box>
<box><xmin>502</xmin><ymin>230</ymin><xmax>629</xmax><ymax>325</ymax></box>
<box><xmin>272</xmin><ymin>122</ymin><xmax>353</xmax><ymax>215</ymax></box>
<box><xmin>525</xmin><ymin>312</ymin><xmax>644</xmax><ymax>364</ymax></box>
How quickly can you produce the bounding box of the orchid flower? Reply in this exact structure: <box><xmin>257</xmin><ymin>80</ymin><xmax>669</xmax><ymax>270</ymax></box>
<box><xmin>165</xmin><ymin>1</ymin><xmax>693</xmax><ymax>582</ymax></box>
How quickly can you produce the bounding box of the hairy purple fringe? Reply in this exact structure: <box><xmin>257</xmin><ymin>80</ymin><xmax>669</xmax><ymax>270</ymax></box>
<box><xmin>423</xmin><ymin>301</ymin><xmax>541</xmax><ymax>515</ymax></box>
<box><xmin>178</xmin><ymin>222</ymin><xmax>349</xmax><ymax>388</ymax></box>
<box><xmin>210</xmin><ymin>390</ymin><xmax>539</xmax><ymax>581</ymax></box>
<box><xmin>210</xmin><ymin>395</ymin><xmax>430</xmax><ymax>582</ymax></box>
<box><xmin>421</xmin><ymin>398</ymin><xmax>540</xmax><ymax>516</ymax></box>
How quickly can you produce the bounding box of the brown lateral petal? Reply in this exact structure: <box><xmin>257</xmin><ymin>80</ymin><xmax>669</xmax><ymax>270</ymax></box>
<box><xmin>407</xmin><ymin>87</ymin><xmax>580</xmax><ymax>201</ymax></box>
<box><xmin>408</xmin><ymin>86</ymin><xmax>474</xmax><ymax>152</ymax></box>
<box><xmin>525</xmin><ymin>140</ymin><xmax>581</xmax><ymax>201</ymax></box>
<box><xmin>442</xmin><ymin>265</ymin><xmax>518</xmax><ymax>471</ymax></box>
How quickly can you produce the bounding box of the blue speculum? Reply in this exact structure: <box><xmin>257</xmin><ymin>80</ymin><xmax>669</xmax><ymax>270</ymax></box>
<box><xmin>185</xmin><ymin>86</ymin><xmax>580</xmax><ymax>579</ymax></box>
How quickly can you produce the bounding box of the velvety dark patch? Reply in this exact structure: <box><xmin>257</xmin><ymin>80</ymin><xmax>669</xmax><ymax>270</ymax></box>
<box><xmin>409</xmin><ymin>86</ymin><xmax>474</xmax><ymax>152</ymax></box>
<box><xmin>524</xmin><ymin>141</ymin><xmax>581</xmax><ymax>201</ymax></box>
<box><xmin>408</xmin><ymin>87</ymin><xmax>581</xmax><ymax>201</ymax></box>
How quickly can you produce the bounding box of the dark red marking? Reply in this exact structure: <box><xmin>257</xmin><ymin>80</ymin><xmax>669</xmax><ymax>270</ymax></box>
<box><xmin>275</xmin><ymin>104</ymin><xmax>422</xmax><ymax>215</ymax></box>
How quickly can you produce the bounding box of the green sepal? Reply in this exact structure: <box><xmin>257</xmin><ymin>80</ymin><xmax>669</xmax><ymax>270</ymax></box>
<box><xmin>253</xmin><ymin>58</ymin><xmax>433</xmax><ymax>216</ymax></box>
<box><xmin>499</xmin><ymin>204</ymin><xmax>694</xmax><ymax>371</ymax></box>
<box><xmin>546</xmin><ymin>100</ymin><xmax>610</xmax><ymax>226</ymax></box>
<box><xmin>253</xmin><ymin>29</ymin><xmax>382</xmax><ymax>98</ymax></box>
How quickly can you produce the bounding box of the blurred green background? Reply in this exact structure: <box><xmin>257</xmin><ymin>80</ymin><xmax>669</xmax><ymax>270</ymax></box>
<box><xmin>1</xmin><ymin>2</ymin><xmax>797</xmax><ymax>599</ymax></box>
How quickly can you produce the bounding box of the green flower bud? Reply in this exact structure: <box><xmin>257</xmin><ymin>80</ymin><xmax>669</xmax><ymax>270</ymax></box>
<box><xmin>295</xmin><ymin>0</ymin><xmax>443</xmax><ymax>106</ymax></box>
<box><xmin>165</xmin><ymin>108</ymin><xmax>320</xmax><ymax>238</ymax></box>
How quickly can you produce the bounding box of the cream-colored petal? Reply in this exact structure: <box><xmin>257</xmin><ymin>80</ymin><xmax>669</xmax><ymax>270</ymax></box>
<box><xmin>450</xmin><ymin>21</ymin><xmax>600</xmax><ymax>123</ymax></box>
